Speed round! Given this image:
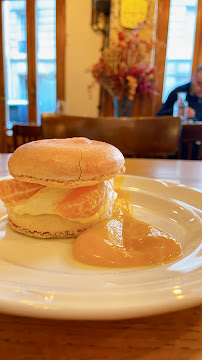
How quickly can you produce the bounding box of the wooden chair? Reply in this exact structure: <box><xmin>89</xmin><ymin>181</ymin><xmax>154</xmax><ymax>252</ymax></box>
<box><xmin>12</xmin><ymin>123</ymin><xmax>42</xmax><ymax>150</ymax></box>
<box><xmin>177</xmin><ymin>122</ymin><xmax>202</xmax><ymax>160</ymax></box>
<box><xmin>41</xmin><ymin>114</ymin><xmax>182</xmax><ymax>158</ymax></box>
<box><xmin>41</xmin><ymin>114</ymin><xmax>97</xmax><ymax>139</ymax></box>
<box><xmin>101</xmin><ymin>115</ymin><xmax>182</xmax><ymax>158</ymax></box>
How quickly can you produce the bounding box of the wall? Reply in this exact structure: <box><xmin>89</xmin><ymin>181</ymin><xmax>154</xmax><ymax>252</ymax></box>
<box><xmin>65</xmin><ymin>0</ymin><xmax>102</xmax><ymax>116</ymax></box>
<box><xmin>64</xmin><ymin>0</ymin><xmax>158</xmax><ymax>117</ymax></box>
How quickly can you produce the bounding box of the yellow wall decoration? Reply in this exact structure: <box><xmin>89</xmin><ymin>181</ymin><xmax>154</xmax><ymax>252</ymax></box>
<box><xmin>120</xmin><ymin>0</ymin><xmax>149</xmax><ymax>29</ymax></box>
<box><xmin>110</xmin><ymin>0</ymin><xmax>157</xmax><ymax>50</ymax></box>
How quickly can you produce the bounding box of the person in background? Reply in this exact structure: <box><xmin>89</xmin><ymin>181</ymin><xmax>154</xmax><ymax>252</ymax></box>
<box><xmin>157</xmin><ymin>64</ymin><xmax>202</xmax><ymax>121</ymax></box>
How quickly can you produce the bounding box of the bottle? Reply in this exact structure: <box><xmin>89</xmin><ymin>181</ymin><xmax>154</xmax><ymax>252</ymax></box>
<box><xmin>55</xmin><ymin>100</ymin><xmax>65</xmax><ymax>114</ymax></box>
<box><xmin>173</xmin><ymin>92</ymin><xmax>188</xmax><ymax>121</ymax></box>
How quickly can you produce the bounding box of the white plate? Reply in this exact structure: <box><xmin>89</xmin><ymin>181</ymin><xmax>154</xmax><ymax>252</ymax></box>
<box><xmin>0</xmin><ymin>175</ymin><xmax>201</xmax><ymax>320</ymax></box>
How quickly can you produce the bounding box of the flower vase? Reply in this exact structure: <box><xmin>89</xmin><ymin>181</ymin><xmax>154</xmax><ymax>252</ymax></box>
<box><xmin>113</xmin><ymin>97</ymin><xmax>134</xmax><ymax>117</ymax></box>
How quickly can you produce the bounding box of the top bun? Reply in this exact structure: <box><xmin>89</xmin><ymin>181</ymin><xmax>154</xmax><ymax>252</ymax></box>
<box><xmin>8</xmin><ymin>138</ymin><xmax>125</xmax><ymax>188</ymax></box>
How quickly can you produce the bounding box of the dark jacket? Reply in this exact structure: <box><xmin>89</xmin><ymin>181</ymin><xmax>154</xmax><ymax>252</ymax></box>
<box><xmin>157</xmin><ymin>82</ymin><xmax>202</xmax><ymax>121</ymax></box>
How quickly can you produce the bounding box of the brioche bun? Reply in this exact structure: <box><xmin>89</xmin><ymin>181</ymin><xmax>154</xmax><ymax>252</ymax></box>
<box><xmin>8</xmin><ymin>138</ymin><xmax>125</xmax><ymax>188</ymax></box>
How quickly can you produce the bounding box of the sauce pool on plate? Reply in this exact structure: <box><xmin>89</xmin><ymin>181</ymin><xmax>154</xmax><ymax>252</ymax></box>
<box><xmin>73</xmin><ymin>187</ymin><xmax>182</xmax><ymax>268</ymax></box>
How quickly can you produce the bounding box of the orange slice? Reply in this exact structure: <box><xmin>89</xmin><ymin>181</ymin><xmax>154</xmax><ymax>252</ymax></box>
<box><xmin>56</xmin><ymin>183</ymin><xmax>105</xmax><ymax>219</ymax></box>
<box><xmin>0</xmin><ymin>179</ymin><xmax>44</xmax><ymax>206</ymax></box>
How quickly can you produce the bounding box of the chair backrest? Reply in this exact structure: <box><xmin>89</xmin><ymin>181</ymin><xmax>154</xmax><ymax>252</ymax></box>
<box><xmin>177</xmin><ymin>122</ymin><xmax>202</xmax><ymax>160</ymax></box>
<box><xmin>41</xmin><ymin>114</ymin><xmax>97</xmax><ymax>139</ymax></box>
<box><xmin>101</xmin><ymin>116</ymin><xmax>182</xmax><ymax>157</ymax></box>
<box><xmin>41</xmin><ymin>114</ymin><xmax>182</xmax><ymax>158</ymax></box>
<box><xmin>12</xmin><ymin>123</ymin><xmax>42</xmax><ymax>150</ymax></box>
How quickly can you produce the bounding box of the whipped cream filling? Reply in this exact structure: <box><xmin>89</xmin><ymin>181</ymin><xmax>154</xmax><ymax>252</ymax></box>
<box><xmin>13</xmin><ymin>180</ymin><xmax>117</xmax><ymax>223</ymax></box>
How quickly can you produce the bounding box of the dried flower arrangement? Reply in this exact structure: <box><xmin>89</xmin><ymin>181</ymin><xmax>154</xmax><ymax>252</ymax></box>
<box><xmin>91</xmin><ymin>24</ymin><xmax>159</xmax><ymax>101</ymax></box>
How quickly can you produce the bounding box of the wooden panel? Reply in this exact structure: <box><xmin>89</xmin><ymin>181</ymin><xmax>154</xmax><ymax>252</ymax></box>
<box><xmin>99</xmin><ymin>88</ymin><xmax>113</xmax><ymax>116</ymax></box>
<box><xmin>192</xmin><ymin>0</ymin><xmax>202</xmax><ymax>73</ymax></box>
<box><xmin>0</xmin><ymin>0</ymin><xmax>5</xmax><ymax>152</ymax></box>
<box><xmin>99</xmin><ymin>90</ymin><xmax>161</xmax><ymax>117</ymax></box>
<box><xmin>56</xmin><ymin>0</ymin><xmax>65</xmax><ymax>101</ymax></box>
<box><xmin>153</xmin><ymin>0</ymin><xmax>170</xmax><ymax>114</ymax></box>
<box><xmin>26</xmin><ymin>0</ymin><xmax>37</xmax><ymax>123</ymax></box>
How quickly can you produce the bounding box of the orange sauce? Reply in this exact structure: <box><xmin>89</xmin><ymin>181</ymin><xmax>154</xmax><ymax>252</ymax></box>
<box><xmin>73</xmin><ymin>186</ymin><xmax>182</xmax><ymax>268</ymax></box>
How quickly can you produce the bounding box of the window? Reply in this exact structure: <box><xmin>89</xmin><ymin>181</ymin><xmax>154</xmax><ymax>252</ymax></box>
<box><xmin>162</xmin><ymin>0</ymin><xmax>198</xmax><ymax>102</ymax></box>
<box><xmin>36</xmin><ymin>0</ymin><xmax>56</xmax><ymax>121</ymax></box>
<box><xmin>2</xmin><ymin>1</ymin><xmax>27</xmax><ymax>125</ymax></box>
<box><xmin>0</xmin><ymin>0</ymin><xmax>65</xmax><ymax>130</ymax></box>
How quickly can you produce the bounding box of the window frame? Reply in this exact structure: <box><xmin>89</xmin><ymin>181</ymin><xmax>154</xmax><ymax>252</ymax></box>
<box><xmin>155</xmin><ymin>0</ymin><xmax>202</xmax><ymax>112</ymax></box>
<box><xmin>0</xmin><ymin>0</ymin><xmax>65</xmax><ymax>151</ymax></box>
<box><xmin>192</xmin><ymin>0</ymin><xmax>202</xmax><ymax>73</ymax></box>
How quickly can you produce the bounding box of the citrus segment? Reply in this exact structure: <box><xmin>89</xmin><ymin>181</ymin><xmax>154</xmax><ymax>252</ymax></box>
<box><xmin>0</xmin><ymin>179</ymin><xmax>44</xmax><ymax>206</ymax></box>
<box><xmin>56</xmin><ymin>183</ymin><xmax>105</xmax><ymax>219</ymax></box>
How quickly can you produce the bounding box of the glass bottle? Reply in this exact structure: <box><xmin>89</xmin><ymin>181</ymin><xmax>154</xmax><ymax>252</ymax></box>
<box><xmin>55</xmin><ymin>100</ymin><xmax>65</xmax><ymax>114</ymax></box>
<box><xmin>173</xmin><ymin>92</ymin><xmax>188</xmax><ymax>121</ymax></box>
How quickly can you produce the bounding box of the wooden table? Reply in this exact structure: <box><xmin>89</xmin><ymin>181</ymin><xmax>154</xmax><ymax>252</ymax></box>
<box><xmin>0</xmin><ymin>154</ymin><xmax>201</xmax><ymax>360</ymax></box>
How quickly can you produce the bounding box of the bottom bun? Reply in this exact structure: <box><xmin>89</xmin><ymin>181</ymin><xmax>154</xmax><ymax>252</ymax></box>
<box><xmin>7</xmin><ymin>207</ymin><xmax>113</xmax><ymax>239</ymax></box>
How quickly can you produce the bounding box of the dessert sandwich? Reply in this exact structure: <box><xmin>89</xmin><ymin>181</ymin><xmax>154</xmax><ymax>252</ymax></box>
<box><xmin>0</xmin><ymin>138</ymin><xmax>125</xmax><ymax>238</ymax></box>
